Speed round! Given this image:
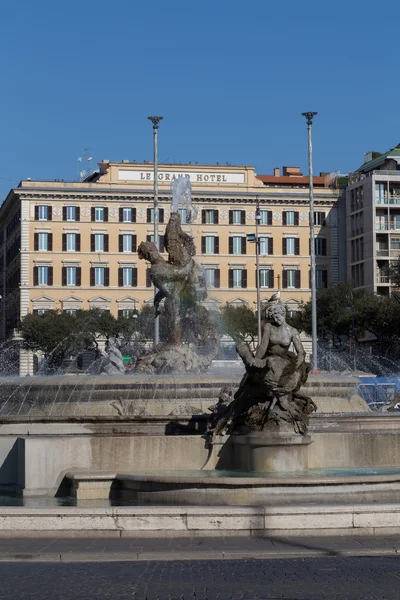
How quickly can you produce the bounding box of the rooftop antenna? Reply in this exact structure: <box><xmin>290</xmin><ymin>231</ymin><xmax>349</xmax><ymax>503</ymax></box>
<box><xmin>77</xmin><ymin>148</ymin><xmax>94</xmax><ymax>181</ymax></box>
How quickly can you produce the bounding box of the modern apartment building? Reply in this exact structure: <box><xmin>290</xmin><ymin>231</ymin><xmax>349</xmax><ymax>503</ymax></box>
<box><xmin>346</xmin><ymin>145</ymin><xmax>400</xmax><ymax>295</ymax></box>
<box><xmin>0</xmin><ymin>161</ymin><xmax>343</xmax><ymax>373</ymax></box>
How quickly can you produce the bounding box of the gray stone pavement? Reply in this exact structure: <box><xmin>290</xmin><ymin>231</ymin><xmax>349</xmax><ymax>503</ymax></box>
<box><xmin>1</xmin><ymin>557</ymin><xmax>400</xmax><ymax>599</ymax></box>
<box><xmin>0</xmin><ymin>534</ymin><xmax>400</xmax><ymax>562</ymax></box>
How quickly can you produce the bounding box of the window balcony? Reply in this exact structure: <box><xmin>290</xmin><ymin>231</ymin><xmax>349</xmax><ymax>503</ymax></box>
<box><xmin>376</xmin><ymin>248</ymin><xmax>389</xmax><ymax>256</ymax></box>
<box><xmin>376</xmin><ymin>275</ymin><xmax>390</xmax><ymax>284</ymax></box>
<box><xmin>375</xmin><ymin>221</ymin><xmax>400</xmax><ymax>231</ymax></box>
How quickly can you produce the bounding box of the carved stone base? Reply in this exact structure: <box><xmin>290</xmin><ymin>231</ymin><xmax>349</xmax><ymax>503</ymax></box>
<box><xmin>135</xmin><ymin>344</ymin><xmax>217</xmax><ymax>374</ymax></box>
<box><xmin>231</xmin><ymin>432</ymin><xmax>311</xmax><ymax>473</ymax></box>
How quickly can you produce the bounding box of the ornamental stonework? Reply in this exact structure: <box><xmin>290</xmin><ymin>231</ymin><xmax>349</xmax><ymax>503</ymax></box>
<box><xmin>299</xmin><ymin>212</ymin><xmax>309</xmax><ymax>221</ymax></box>
<box><xmin>273</xmin><ymin>212</ymin><xmax>281</xmax><ymax>221</ymax></box>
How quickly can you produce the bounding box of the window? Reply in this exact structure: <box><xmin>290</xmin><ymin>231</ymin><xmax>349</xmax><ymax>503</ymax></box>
<box><xmin>391</xmin><ymin>237</ymin><xmax>400</xmax><ymax>250</ymax></box>
<box><xmin>228</xmin><ymin>269</ymin><xmax>247</xmax><ymax>288</ymax></box>
<box><xmin>95</xmin><ymin>207</ymin><xmax>105</xmax><ymax>222</ymax></box>
<box><xmin>204</xmin><ymin>268</ymin><xmax>220</xmax><ymax>288</ymax></box>
<box><xmin>64</xmin><ymin>309</ymin><xmax>77</xmax><ymax>316</ymax></box>
<box><xmin>315</xmin><ymin>238</ymin><xmax>327</xmax><ymax>256</ymax></box>
<box><xmin>203</xmin><ymin>236</ymin><xmax>217</xmax><ymax>254</ymax></box>
<box><xmin>229</xmin><ymin>210</ymin><xmax>245</xmax><ymax>225</ymax></box>
<box><xmin>66</xmin><ymin>267</ymin><xmax>77</xmax><ymax>286</ymax></box>
<box><xmin>119</xmin><ymin>308</ymin><xmax>137</xmax><ymax>318</ymax></box>
<box><xmin>36</xmin><ymin>309</ymin><xmax>48</xmax><ymax>316</ymax></box>
<box><xmin>259</xmin><ymin>269</ymin><xmax>273</xmax><ymax>288</ymax></box>
<box><xmin>95</xmin><ymin>234</ymin><xmax>105</xmax><ymax>252</ymax></box>
<box><xmin>146</xmin><ymin>234</ymin><xmax>164</xmax><ymax>252</ymax></box>
<box><xmin>202</xmin><ymin>209</ymin><xmax>218</xmax><ymax>224</ymax></box>
<box><xmin>118</xmin><ymin>267</ymin><xmax>137</xmax><ymax>287</ymax></box>
<box><xmin>230</xmin><ymin>236</ymin><xmax>246</xmax><ymax>254</ymax></box>
<box><xmin>147</xmin><ymin>208</ymin><xmax>164</xmax><ymax>223</ymax></box>
<box><xmin>66</xmin><ymin>233</ymin><xmax>77</xmax><ymax>251</ymax></box>
<box><xmin>66</xmin><ymin>206</ymin><xmax>77</xmax><ymax>221</ymax></box>
<box><xmin>38</xmin><ymin>266</ymin><xmax>49</xmax><ymax>285</ymax></box>
<box><xmin>316</xmin><ymin>269</ymin><xmax>328</xmax><ymax>289</ymax></box>
<box><xmin>120</xmin><ymin>207</ymin><xmax>135</xmax><ymax>223</ymax></box>
<box><xmin>260</xmin><ymin>210</ymin><xmax>272</xmax><ymax>225</ymax></box>
<box><xmin>38</xmin><ymin>233</ymin><xmax>48</xmax><ymax>251</ymax></box>
<box><xmin>259</xmin><ymin>237</ymin><xmax>270</xmax><ymax>255</ymax></box>
<box><xmin>286</xmin><ymin>238</ymin><xmax>296</xmax><ymax>256</ymax></box>
<box><xmin>283</xmin><ymin>211</ymin><xmax>298</xmax><ymax>226</ymax></box>
<box><xmin>95</xmin><ymin>267</ymin><xmax>105</xmax><ymax>286</ymax></box>
<box><xmin>283</xmin><ymin>269</ymin><xmax>299</xmax><ymax>289</ymax></box>
<box><xmin>122</xmin><ymin>235</ymin><xmax>133</xmax><ymax>253</ymax></box>
<box><xmin>123</xmin><ymin>267</ymin><xmax>133</xmax><ymax>286</ymax></box>
<box><xmin>178</xmin><ymin>208</ymin><xmax>188</xmax><ymax>223</ymax></box>
<box><xmin>37</xmin><ymin>206</ymin><xmax>50</xmax><ymax>221</ymax></box>
<box><xmin>314</xmin><ymin>211</ymin><xmax>326</xmax><ymax>226</ymax></box>
<box><xmin>375</xmin><ymin>183</ymin><xmax>387</xmax><ymax>204</ymax></box>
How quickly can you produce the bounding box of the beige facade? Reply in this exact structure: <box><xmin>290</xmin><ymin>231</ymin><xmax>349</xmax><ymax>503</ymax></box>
<box><xmin>0</xmin><ymin>161</ymin><xmax>342</xmax><ymax>371</ymax></box>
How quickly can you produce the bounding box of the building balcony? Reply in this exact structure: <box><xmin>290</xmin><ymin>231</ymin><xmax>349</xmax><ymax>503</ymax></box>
<box><xmin>376</xmin><ymin>275</ymin><xmax>390</xmax><ymax>284</ymax></box>
<box><xmin>375</xmin><ymin>221</ymin><xmax>400</xmax><ymax>231</ymax></box>
<box><xmin>376</xmin><ymin>249</ymin><xmax>389</xmax><ymax>256</ymax></box>
<box><xmin>375</xmin><ymin>195</ymin><xmax>400</xmax><ymax>205</ymax></box>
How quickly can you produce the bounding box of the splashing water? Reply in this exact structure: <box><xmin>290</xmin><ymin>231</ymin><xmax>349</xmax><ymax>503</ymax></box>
<box><xmin>170</xmin><ymin>176</ymin><xmax>197</xmax><ymax>223</ymax></box>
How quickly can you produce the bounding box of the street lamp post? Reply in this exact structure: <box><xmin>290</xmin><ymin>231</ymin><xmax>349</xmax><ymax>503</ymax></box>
<box><xmin>301</xmin><ymin>111</ymin><xmax>318</xmax><ymax>373</ymax></box>
<box><xmin>148</xmin><ymin>116</ymin><xmax>163</xmax><ymax>346</ymax></box>
<box><xmin>247</xmin><ymin>197</ymin><xmax>262</xmax><ymax>344</ymax></box>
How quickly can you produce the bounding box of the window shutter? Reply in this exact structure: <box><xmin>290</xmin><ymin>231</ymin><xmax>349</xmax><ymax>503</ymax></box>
<box><xmin>34</xmin><ymin>233</ymin><xmax>38</xmax><ymax>251</ymax></box>
<box><xmin>76</xmin><ymin>207</ymin><xmax>80</xmax><ymax>222</ymax></box>
<box><xmin>282</xmin><ymin>211</ymin><xmax>287</xmax><ymax>226</ymax></box>
<box><xmin>146</xmin><ymin>234</ymin><xmax>152</xmax><ymax>243</ymax></box>
<box><xmin>214</xmin><ymin>269</ymin><xmax>220</xmax><ymax>288</ymax></box>
<box><xmin>48</xmin><ymin>267</ymin><xmax>53</xmax><ymax>286</ymax></box>
<box><xmin>214</xmin><ymin>210</ymin><xmax>219</xmax><ymax>224</ymax></box>
<box><xmin>159</xmin><ymin>208</ymin><xmax>164</xmax><ymax>224</ymax></box>
<box><xmin>147</xmin><ymin>208</ymin><xmax>152</xmax><ymax>223</ymax></box>
<box><xmin>34</xmin><ymin>206</ymin><xmax>39</xmax><ymax>221</ymax></box>
<box><xmin>33</xmin><ymin>266</ymin><xmax>38</xmax><ymax>286</ymax></box>
<box><xmin>48</xmin><ymin>233</ymin><xmax>53</xmax><ymax>251</ymax></box>
<box><xmin>48</xmin><ymin>206</ymin><xmax>52</xmax><ymax>221</ymax></box>
<box><xmin>241</xmin><ymin>210</ymin><xmax>246</xmax><ymax>225</ymax></box>
<box><xmin>76</xmin><ymin>234</ymin><xmax>81</xmax><ymax>252</ymax></box>
<box><xmin>229</xmin><ymin>210</ymin><xmax>233</xmax><ymax>225</ymax></box>
<box><xmin>76</xmin><ymin>267</ymin><xmax>81</xmax><ymax>287</ymax></box>
<box><xmin>91</xmin><ymin>207</ymin><xmax>95</xmax><ymax>221</ymax></box>
<box><xmin>295</xmin><ymin>270</ymin><xmax>301</xmax><ymax>289</ymax></box>
<box><xmin>214</xmin><ymin>237</ymin><xmax>219</xmax><ymax>254</ymax></box>
<box><xmin>159</xmin><ymin>235</ymin><xmax>165</xmax><ymax>252</ymax></box>
<box><xmin>241</xmin><ymin>237</ymin><xmax>246</xmax><ymax>254</ymax></box>
<box><xmin>104</xmin><ymin>268</ymin><xmax>110</xmax><ymax>286</ymax></box>
<box><xmin>322</xmin><ymin>239</ymin><xmax>327</xmax><ymax>255</ymax></box>
<box><xmin>270</xmin><ymin>269</ymin><xmax>274</xmax><ymax>288</ymax></box>
<box><xmin>103</xmin><ymin>207</ymin><xmax>108</xmax><ymax>222</ymax></box>
<box><xmin>321</xmin><ymin>212</ymin><xmax>326</xmax><ymax>226</ymax></box>
<box><xmin>62</xmin><ymin>267</ymin><xmax>67</xmax><ymax>286</ymax></box>
<box><xmin>91</xmin><ymin>234</ymin><xmax>95</xmax><ymax>252</ymax></box>
<box><xmin>323</xmin><ymin>269</ymin><xmax>328</xmax><ymax>288</ymax></box>
<box><xmin>146</xmin><ymin>269</ymin><xmax>151</xmax><ymax>287</ymax></box>
<box><xmin>62</xmin><ymin>234</ymin><xmax>67</xmax><ymax>252</ymax></box>
<box><xmin>282</xmin><ymin>238</ymin><xmax>287</xmax><ymax>255</ymax></box>
<box><xmin>242</xmin><ymin>269</ymin><xmax>247</xmax><ymax>288</ymax></box>
<box><xmin>118</xmin><ymin>268</ymin><xmax>123</xmax><ymax>287</ymax></box>
<box><xmin>269</xmin><ymin>237</ymin><xmax>273</xmax><ymax>255</ymax></box>
<box><xmin>229</xmin><ymin>237</ymin><xmax>233</xmax><ymax>254</ymax></box>
<box><xmin>104</xmin><ymin>235</ymin><xmax>109</xmax><ymax>252</ymax></box>
<box><xmin>119</xmin><ymin>235</ymin><xmax>123</xmax><ymax>253</ymax></box>
<box><xmin>90</xmin><ymin>267</ymin><xmax>95</xmax><ymax>286</ymax></box>
<box><xmin>201</xmin><ymin>237</ymin><xmax>206</xmax><ymax>254</ymax></box>
<box><xmin>228</xmin><ymin>270</ymin><xmax>233</xmax><ymax>288</ymax></box>
<box><xmin>118</xmin><ymin>310</ymin><xmax>123</xmax><ymax>319</ymax></box>
<box><xmin>132</xmin><ymin>235</ymin><xmax>137</xmax><ymax>252</ymax></box>
<box><xmin>268</xmin><ymin>211</ymin><xmax>273</xmax><ymax>226</ymax></box>
<box><xmin>201</xmin><ymin>210</ymin><xmax>206</xmax><ymax>224</ymax></box>
<box><xmin>282</xmin><ymin>270</ymin><xmax>288</xmax><ymax>288</ymax></box>
<box><xmin>255</xmin><ymin>269</ymin><xmax>258</xmax><ymax>287</ymax></box>
<box><xmin>295</xmin><ymin>238</ymin><xmax>300</xmax><ymax>255</ymax></box>
<box><xmin>62</xmin><ymin>207</ymin><xmax>67</xmax><ymax>221</ymax></box>
<box><xmin>294</xmin><ymin>211</ymin><xmax>299</xmax><ymax>226</ymax></box>
<box><xmin>132</xmin><ymin>208</ymin><xmax>136</xmax><ymax>223</ymax></box>
<box><xmin>133</xmin><ymin>267</ymin><xmax>138</xmax><ymax>287</ymax></box>
<box><xmin>119</xmin><ymin>208</ymin><xmax>123</xmax><ymax>222</ymax></box>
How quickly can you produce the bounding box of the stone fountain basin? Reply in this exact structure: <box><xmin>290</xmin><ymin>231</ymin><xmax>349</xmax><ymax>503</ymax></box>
<box><xmin>66</xmin><ymin>467</ymin><xmax>400</xmax><ymax>507</ymax></box>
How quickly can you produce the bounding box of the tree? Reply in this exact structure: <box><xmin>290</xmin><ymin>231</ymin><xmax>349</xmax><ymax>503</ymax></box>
<box><xmin>220</xmin><ymin>305</ymin><xmax>257</xmax><ymax>344</ymax></box>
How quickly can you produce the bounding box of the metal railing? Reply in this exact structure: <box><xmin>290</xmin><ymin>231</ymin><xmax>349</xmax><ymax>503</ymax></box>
<box><xmin>358</xmin><ymin>383</ymin><xmax>398</xmax><ymax>411</ymax></box>
<box><xmin>375</xmin><ymin>221</ymin><xmax>400</xmax><ymax>231</ymax></box>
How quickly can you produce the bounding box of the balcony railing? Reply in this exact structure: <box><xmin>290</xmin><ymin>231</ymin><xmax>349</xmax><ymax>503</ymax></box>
<box><xmin>375</xmin><ymin>195</ymin><xmax>400</xmax><ymax>205</ymax></box>
<box><xmin>376</xmin><ymin>275</ymin><xmax>390</xmax><ymax>284</ymax></box>
<box><xmin>375</xmin><ymin>221</ymin><xmax>400</xmax><ymax>231</ymax></box>
<box><xmin>376</xmin><ymin>249</ymin><xmax>389</xmax><ymax>256</ymax></box>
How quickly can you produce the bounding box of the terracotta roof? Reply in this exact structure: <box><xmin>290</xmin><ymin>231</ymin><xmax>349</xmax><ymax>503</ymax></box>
<box><xmin>256</xmin><ymin>175</ymin><xmax>327</xmax><ymax>186</ymax></box>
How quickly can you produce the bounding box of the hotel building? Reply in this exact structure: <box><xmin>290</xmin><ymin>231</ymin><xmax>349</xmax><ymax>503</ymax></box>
<box><xmin>346</xmin><ymin>145</ymin><xmax>400</xmax><ymax>295</ymax></box>
<box><xmin>0</xmin><ymin>161</ymin><xmax>343</xmax><ymax>373</ymax></box>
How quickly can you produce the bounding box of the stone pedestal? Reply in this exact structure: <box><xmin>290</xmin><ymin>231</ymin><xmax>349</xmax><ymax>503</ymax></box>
<box><xmin>231</xmin><ymin>432</ymin><xmax>311</xmax><ymax>473</ymax></box>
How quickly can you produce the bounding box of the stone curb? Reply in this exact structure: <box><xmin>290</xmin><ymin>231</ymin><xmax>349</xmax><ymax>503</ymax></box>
<box><xmin>0</xmin><ymin>547</ymin><xmax>399</xmax><ymax>562</ymax></box>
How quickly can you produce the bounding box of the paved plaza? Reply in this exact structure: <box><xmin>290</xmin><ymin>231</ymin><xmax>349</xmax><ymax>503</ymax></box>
<box><xmin>0</xmin><ymin>556</ymin><xmax>399</xmax><ymax>599</ymax></box>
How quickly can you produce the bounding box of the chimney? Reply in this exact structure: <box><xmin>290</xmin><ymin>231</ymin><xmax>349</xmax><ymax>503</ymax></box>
<box><xmin>282</xmin><ymin>166</ymin><xmax>302</xmax><ymax>177</ymax></box>
<box><xmin>274</xmin><ymin>168</ymin><xmax>280</xmax><ymax>177</ymax></box>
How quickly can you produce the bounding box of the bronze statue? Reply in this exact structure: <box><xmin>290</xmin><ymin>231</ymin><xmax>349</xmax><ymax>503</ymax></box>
<box><xmin>212</xmin><ymin>301</ymin><xmax>316</xmax><ymax>435</ymax></box>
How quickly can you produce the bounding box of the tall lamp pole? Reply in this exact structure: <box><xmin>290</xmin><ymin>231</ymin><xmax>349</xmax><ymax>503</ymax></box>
<box><xmin>148</xmin><ymin>116</ymin><xmax>163</xmax><ymax>346</ymax></box>
<box><xmin>301</xmin><ymin>111</ymin><xmax>318</xmax><ymax>373</ymax></box>
<box><xmin>255</xmin><ymin>196</ymin><xmax>262</xmax><ymax>342</ymax></box>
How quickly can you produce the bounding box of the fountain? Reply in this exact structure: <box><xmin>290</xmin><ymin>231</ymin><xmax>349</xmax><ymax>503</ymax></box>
<box><xmin>0</xmin><ymin>177</ymin><xmax>400</xmax><ymax>535</ymax></box>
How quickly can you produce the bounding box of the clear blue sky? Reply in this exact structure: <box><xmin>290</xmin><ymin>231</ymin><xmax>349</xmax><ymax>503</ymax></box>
<box><xmin>1</xmin><ymin>0</ymin><xmax>399</xmax><ymax>199</ymax></box>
